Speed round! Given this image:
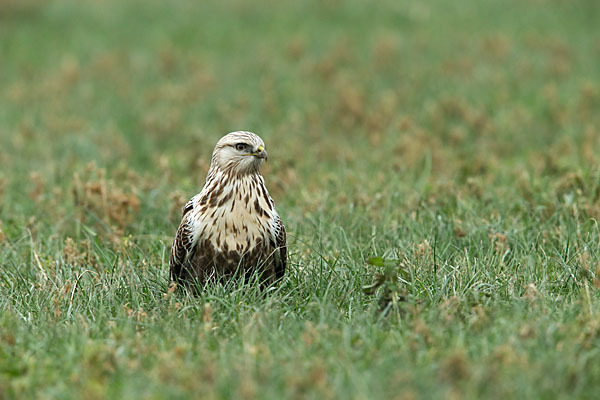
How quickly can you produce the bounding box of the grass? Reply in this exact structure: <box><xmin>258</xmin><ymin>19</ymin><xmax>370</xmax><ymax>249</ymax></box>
<box><xmin>1</xmin><ymin>0</ymin><xmax>600</xmax><ymax>398</ymax></box>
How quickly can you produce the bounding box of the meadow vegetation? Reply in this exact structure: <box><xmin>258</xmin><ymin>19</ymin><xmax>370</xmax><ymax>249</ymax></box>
<box><xmin>1</xmin><ymin>0</ymin><xmax>600</xmax><ymax>398</ymax></box>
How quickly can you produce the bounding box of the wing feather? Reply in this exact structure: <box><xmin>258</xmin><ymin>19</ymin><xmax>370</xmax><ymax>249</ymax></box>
<box><xmin>273</xmin><ymin>213</ymin><xmax>287</xmax><ymax>280</ymax></box>
<box><xmin>169</xmin><ymin>200</ymin><xmax>197</xmax><ymax>282</ymax></box>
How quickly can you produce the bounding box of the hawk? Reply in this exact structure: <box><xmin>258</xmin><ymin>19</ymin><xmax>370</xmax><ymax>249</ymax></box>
<box><xmin>169</xmin><ymin>131</ymin><xmax>286</xmax><ymax>289</ymax></box>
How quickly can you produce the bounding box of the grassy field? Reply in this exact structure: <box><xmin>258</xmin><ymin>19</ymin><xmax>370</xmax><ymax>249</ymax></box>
<box><xmin>1</xmin><ymin>0</ymin><xmax>600</xmax><ymax>398</ymax></box>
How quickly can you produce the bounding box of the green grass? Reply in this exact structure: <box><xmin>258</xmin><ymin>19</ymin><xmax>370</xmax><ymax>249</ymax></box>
<box><xmin>1</xmin><ymin>0</ymin><xmax>600</xmax><ymax>398</ymax></box>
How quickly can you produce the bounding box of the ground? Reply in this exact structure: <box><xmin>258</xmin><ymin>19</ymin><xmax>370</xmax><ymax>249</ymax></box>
<box><xmin>1</xmin><ymin>0</ymin><xmax>600</xmax><ymax>398</ymax></box>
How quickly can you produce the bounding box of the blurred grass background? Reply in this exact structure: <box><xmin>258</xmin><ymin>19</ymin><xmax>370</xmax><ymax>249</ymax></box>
<box><xmin>1</xmin><ymin>0</ymin><xmax>600</xmax><ymax>398</ymax></box>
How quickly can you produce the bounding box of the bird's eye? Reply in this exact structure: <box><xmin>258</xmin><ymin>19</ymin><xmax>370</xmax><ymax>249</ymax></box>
<box><xmin>235</xmin><ymin>143</ymin><xmax>246</xmax><ymax>151</ymax></box>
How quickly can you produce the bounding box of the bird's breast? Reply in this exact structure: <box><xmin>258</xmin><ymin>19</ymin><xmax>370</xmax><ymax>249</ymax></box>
<box><xmin>195</xmin><ymin>189</ymin><xmax>274</xmax><ymax>255</ymax></box>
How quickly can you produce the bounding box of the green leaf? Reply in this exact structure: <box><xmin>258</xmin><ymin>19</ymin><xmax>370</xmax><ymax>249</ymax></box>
<box><xmin>366</xmin><ymin>257</ymin><xmax>402</xmax><ymax>267</ymax></box>
<box><xmin>366</xmin><ymin>257</ymin><xmax>385</xmax><ymax>267</ymax></box>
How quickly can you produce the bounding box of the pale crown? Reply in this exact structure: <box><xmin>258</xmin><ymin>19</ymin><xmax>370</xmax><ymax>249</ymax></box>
<box><xmin>210</xmin><ymin>131</ymin><xmax>267</xmax><ymax>175</ymax></box>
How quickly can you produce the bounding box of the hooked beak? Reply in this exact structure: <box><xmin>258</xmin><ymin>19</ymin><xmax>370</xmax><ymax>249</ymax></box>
<box><xmin>253</xmin><ymin>145</ymin><xmax>268</xmax><ymax>160</ymax></box>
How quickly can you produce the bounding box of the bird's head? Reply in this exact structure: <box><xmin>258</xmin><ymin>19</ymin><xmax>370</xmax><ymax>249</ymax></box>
<box><xmin>210</xmin><ymin>131</ymin><xmax>268</xmax><ymax>175</ymax></box>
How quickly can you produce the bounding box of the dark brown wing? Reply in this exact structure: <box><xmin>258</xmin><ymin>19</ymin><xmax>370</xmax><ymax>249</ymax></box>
<box><xmin>273</xmin><ymin>213</ymin><xmax>287</xmax><ymax>280</ymax></box>
<box><xmin>169</xmin><ymin>201</ymin><xmax>196</xmax><ymax>283</ymax></box>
